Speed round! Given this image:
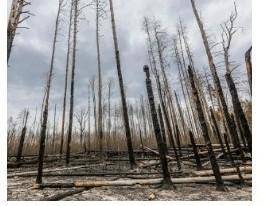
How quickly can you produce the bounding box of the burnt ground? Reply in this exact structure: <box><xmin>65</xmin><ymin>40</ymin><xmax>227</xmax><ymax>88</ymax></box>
<box><xmin>7</xmin><ymin>152</ymin><xmax>252</xmax><ymax>201</ymax></box>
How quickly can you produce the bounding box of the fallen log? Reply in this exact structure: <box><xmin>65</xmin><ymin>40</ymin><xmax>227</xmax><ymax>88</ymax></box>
<box><xmin>33</xmin><ymin>182</ymin><xmax>75</xmax><ymax>189</ymax></box>
<box><xmin>202</xmin><ymin>152</ymin><xmax>224</xmax><ymax>167</ymax></box>
<box><xmin>181</xmin><ymin>148</ymin><xmax>224</xmax><ymax>159</ymax></box>
<box><xmin>74</xmin><ymin>174</ymin><xmax>252</xmax><ymax>188</ymax></box>
<box><xmin>181</xmin><ymin>148</ymin><xmax>239</xmax><ymax>160</ymax></box>
<box><xmin>12</xmin><ymin>171</ymin><xmax>183</xmax><ymax>177</ymax></box>
<box><xmin>193</xmin><ymin>166</ymin><xmax>252</xmax><ymax>176</ymax></box>
<box><xmin>40</xmin><ymin>188</ymin><xmax>88</xmax><ymax>201</ymax></box>
<box><xmin>8</xmin><ymin>164</ymin><xmax>95</xmax><ymax>178</ymax></box>
<box><xmin>143</xmin><ymin>146</ymin><xmax>174</xmax><ymax>160</ymax></box>
<box><xmin>36</xmin><ymin>174</ymin><xmax>251</xmax><ymax>189</ymax></box>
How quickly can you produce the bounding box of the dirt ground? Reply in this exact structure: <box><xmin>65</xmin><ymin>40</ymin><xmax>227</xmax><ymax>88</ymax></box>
<box><xmin>7</xmin><ymin>173</ymin><xmax>252</xmax><ymax>201</ymax></box>
<box><xmin>7</xmin><ymin>154</ymin><xmax>252</xmax><ymax>201</ymax></box>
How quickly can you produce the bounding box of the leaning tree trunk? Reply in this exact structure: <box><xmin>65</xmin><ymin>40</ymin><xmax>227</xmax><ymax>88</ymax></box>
<box><xmin>66</xmin><ymin>0</ymin><xmax>78</xmax><ymax>165</ymax></box>
<box><xmin>190</xmin><ymin>0</ymin><xmax>242</xmax><ymax>156</ymax></box>
<box><xmin>36</xmin><ymin>0</ymin><xmax>62</xmax><ymax>185</ymax></box>
<box><xmin>245</xmin><ymin>46</ymin><xmax>252</xmax><ymax>94</ymax></box>
<box><xmin>144</xmin><ymin>65</ymin><xmax>173</xmax><ymax>189</ymax></box>
<box><xmin>158</xmin><ymin>105</ymin><xmax>168</xmax><ymax>154</ymax></box>
<box><xmin>108</xmin><ymin>0</ymin><xmax>135</xmax><ymax>167</ymax></box>
<box><xmin>60</xmin><ymin>0</ymin><xmax>73</xmax><ymax>156</ymax></box>
<box><xmin>225</xmin><ymin>73</ymin><xmax>252</xmax><ymax>154</ymax></box>
<box><xmin>188</xmin><ymin>130</ymin><xmax>202</xmax><ymax>170</ymax></box>
<box><xmin>188</xmin><ymin>66</ymin><xmax>226</xmax><ymax>191</ymax></box>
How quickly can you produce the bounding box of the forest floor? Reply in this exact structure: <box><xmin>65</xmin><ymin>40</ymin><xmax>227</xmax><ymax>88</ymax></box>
<box><xmin>7</xmin><ymin>152</ymin><xmax>252</xmax><ymax>201</ymax></box>
<box><xmin>7</xmin><ymin>176</ymin><xmax>252</xmax><ymax>201</ymax></box>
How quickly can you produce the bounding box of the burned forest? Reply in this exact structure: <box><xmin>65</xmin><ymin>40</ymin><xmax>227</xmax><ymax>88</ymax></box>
<box><xmin>7</xmin><ymin>0</ymin><xmax>252</xmax><ymax>201</ymax></box>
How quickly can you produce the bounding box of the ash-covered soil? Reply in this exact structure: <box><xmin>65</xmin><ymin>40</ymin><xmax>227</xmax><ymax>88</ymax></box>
<box><xmin>7</xmin><ymin>162</ymin><xmax>252</xmax><ymax>201</ymax></box>
<box><xmin>7</xmin><ymin>175</ymin><xmax>251</xmax><ymax>201</ymax></box>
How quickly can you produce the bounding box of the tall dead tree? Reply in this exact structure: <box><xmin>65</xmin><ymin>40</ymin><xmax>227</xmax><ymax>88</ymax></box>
<box><xmin>221</xmin><ymin>3</ymin><xmax>252</xmax><ymax>154</ymax></box>
<box><xmin>75</xmin><ymin>109</ymin><xmax>88</xmax><ymax>152</ymax></box>
<box><xmin>16</xmin><ymin>109</ymin><xmax>29</xmax><ymax>162</ymax></box>
<box><xmin>245</xmin><ymin>47</ymin><xmax>252</xmax><ymax>94</ymax></box>
<box><xmin>108</xmin><ymin>0</ymin><xmax>136</xmax><ymax>167</ymax></box>
<box><xmin>93</xmin><ymin>0</ymin><xmax>107</xmax><ymax>156</ymax></box>
<box><xmin>7</xmin><ymin>0</ymin><xmax>31</xmax><ymax>62</ymax></box>
<box><xmin>188</xmin><ymin>66</ymin><xmax>226</xmax><ymax>191</ymax></box>
<box><xmin>36</xmin><ymin>0</ymin><xmax>64</xmax><ymax>185</ymax></box>
<box><xmin>66</xmin><ymin>0</ymin><xmax>79</xmax><ymax>165</ymax></box>
<box><xmin>172</xmin><ymin>38</ymin><xmax>199</xmax><ymax>139</ymax></box>
<box><xmin>145</xmin><ymin>19</ymin><xmax>180</xmax><ymax>169</ymax></box>
<box><xmin>60</xmin><ymin>0</ymin><xmax>74</xmax><ymax>156</ymax></box>
<box><xmin>144</xmin><ymin>65</ymin><xmax>173</xmax><ymax>189</ymax></box>
<box><xmin>190</xmin><ymin>0</ymin><xmax>242</xmax><ymax>155</ymax></box>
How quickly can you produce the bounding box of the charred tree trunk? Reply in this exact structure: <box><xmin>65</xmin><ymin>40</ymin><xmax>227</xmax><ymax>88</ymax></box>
<box><xmin>144</xmin><ymin>65</ymin><xmax>173</xmax><ymax>189</ymax></box>
<box><xmin>188</xmin><ymin>130</ymin><xmax>202</xmax><ymax>170</ymax></box>
<box><xmin>109</xmin><ymin>0</ymin><xmax>135</xmax><ymax>167</ymax></box>
<box><xmin>66</xmin><ymin>0</ymin><xmax>78</xmax><ymax>165</ymax></box>
<box><xmin>223</xmin><ymin>133</ymin><xmax>244</xmax><ymax>184</ymax></box>
<box><xmin>60</xmin><ymin>0</ymin><xmax>73</xmax><ymax>156</ymax></box>
<box><xmin>152</xmin><ymin>26</ymin><xmax>181</xmax><ymax>170</ymax></box>
<box><xmin>140</xmin><ymin>96</ymin><xmax>148</xmax><ymax>142</ymax></box>
<box><xmin>36</xmin><ymin>0</ymin><xmax>63</xmax><ymax>185</ymax></box>
<box><xmin>159</xmin><ymin>81</ymin><xmax>181</xmax><ymax>170</ymax></box>
<box><xmin>190</xmin><ymin>0</ymin><xmax>242</xmax><ymax>158</ymax></box>
<box><xmin>173</xmin><ymin>39</ymin><xmax>199</xmax><ymax>139</ymax></box>
<box><xmin>95</xmin><ymin>0</ymin><xmax>103</xmax><ymax>157</ymax></box>
<box><xmin>234</xmin><ymin>114</ymin><xmax>248</xmax><ymax>150</ymax></box>
<box><xmin>245</xmin><ymin>47</ymin><xmax>252</xmax><ymax>94</ymax></box>
<box><xmin>16</xmin><ymin>110</ymin><xmax>29</xmax><ymax>162</ymax></box>
<box><xmin>188</xmin><ymin>66</ymin><xmax>226</xmax><ymax>191</ymax></box>
<box><xmin>225</xmin><ymin>73</ymin><xmax>252</xmax><ymax>154</ymax></box>
<box><xmin>158</xmin><ymin>105</ymin><xmax>168</xmax><ymax>154</ymax></box>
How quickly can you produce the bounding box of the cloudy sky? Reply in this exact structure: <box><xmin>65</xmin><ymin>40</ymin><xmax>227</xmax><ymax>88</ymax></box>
<box><xmin>7</xmin><ymin>0</ymin><xmax>251</xmax><ymax>124</ymax></box>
